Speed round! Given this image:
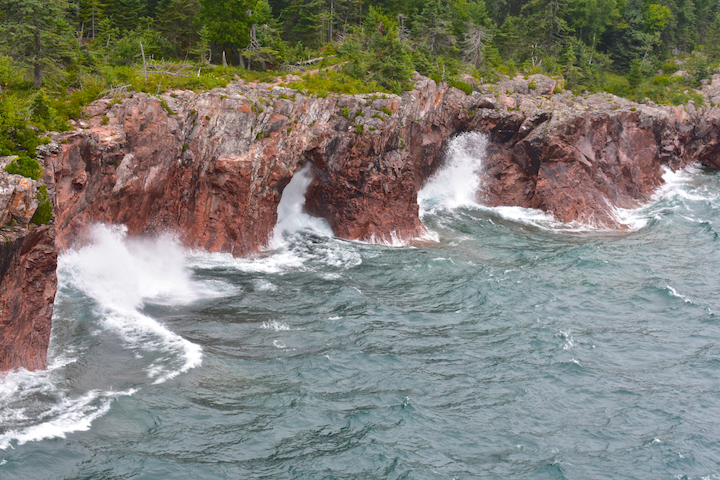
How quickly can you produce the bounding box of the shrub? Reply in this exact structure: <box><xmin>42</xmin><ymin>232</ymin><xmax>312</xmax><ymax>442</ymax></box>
<box><xmin>287</xmin><ymin>70</ymin><xmax>385</xmax><ymax>97</ymax></box>
<box><xmin>4</xmin><ymin>156</ymin><xmax>42</xmax><ymax>181</ymax></box>
<box><xmin>31</xmin><ymin>185</ymin><xmax>52</xmax><ymax>225</ymax></box>
<box><xmin>449</xmin><ymin>79</ymin><xmax>473</xmax><ymax>95</ymax></box>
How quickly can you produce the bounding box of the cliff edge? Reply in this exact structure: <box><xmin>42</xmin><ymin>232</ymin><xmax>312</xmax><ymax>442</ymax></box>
<box><xmin>5</xmin><ymin>73</ymin><xmax>720</xmax><ymax>371</ymax></box>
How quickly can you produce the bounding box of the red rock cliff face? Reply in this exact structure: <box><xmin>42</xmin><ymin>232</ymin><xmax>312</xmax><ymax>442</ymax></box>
<box><xmin>0</xmin><ymin>225</ymin><xmax>57</xmax><ymax>372</ymax></box>
<box><xmin>44</xmin><ymin>75</ymin><xmax>495</xmax><ymax>253</ymax></box>
<box><xmin>44</xmin><ymin>74</ymin><xmax>720</xmax><ymax>251</ymax></box>
<box><xmin>7</xmin><ymin>73</ymin><xmax>718</xmax><ymax>372</ymax></box>
<box><xmin>475</xmin><ymin>88</ymin><xmax>720</xmax><ymax>228</ymax></box>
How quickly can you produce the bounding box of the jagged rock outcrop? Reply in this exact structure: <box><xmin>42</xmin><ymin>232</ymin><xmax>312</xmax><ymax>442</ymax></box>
<box><xmin>0</xmin><ymin>155</ymin><xmax>56</xmax><ymax>372</ymax></box>
<box><xmin>43</xmin><ymin>73</ymin><xmax>720</xmax><ymax>245</ymax></box>
<box><xmin>2</xmin><ymin>72</ymin><xmax>716</xmax><ymax>372</ymax></box>
<box><xmin>0</xmin><ymin>225</ymin><xmax>57</xmax><ymax>372</ymax></box>
<box><xmin>477</xmin><ymin>75</ymin><xmax>720</xmax><ymax>228</ymax></box>
<box><xmin>45</xmin><ymin>75</ymin><xmax>492</xmax><ymax>253</ymax></box>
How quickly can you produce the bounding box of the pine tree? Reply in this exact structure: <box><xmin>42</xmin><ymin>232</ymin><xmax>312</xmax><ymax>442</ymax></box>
<box><xmin>198</xmin><ymin>0</ymin><xmax>254</xmax><ymax>63</ymax></box>
<box><xmin>707</xmin><ymin>14</ymin><xmax>720</xmax><ymax>60</ymax></box>
<box><xmin>156</xmin><ymin>0</ymin><xmax>199</xmax><ymax>57</ymax></box>
<box><xmin>0</xmin><ymin>0</ymin><xmax>74</xmax><ymax>87</ymax></box>
<box><xmin>105</xmin><ymin>0</ymin><xmax>146</xmax><ymax>31</ymax></box>
<box><xmin>77</xmin><ymin>0</ymin><xmax>106</xmax><ymax>41</ymax></box>
<box><xmin>364</xmin><ymin>7</ymin><xmax>413</xmax><ymax>93</ymax></box>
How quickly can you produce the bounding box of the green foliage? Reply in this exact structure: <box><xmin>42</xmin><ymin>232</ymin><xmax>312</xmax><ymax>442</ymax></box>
<box><xmin>0</xmin><ymin>90</ymin><xmax>42</xmax><ymax>157</ymax></box>
<box><xmin>449</xmin><ymin>79</ymin><xmax>473</xmax><ymax>94</ymax></box>
<box><xmin>362</xmin><ymin>8</ymin><xmax>414</xmax><ymax>94</ymax></box>
<box><xmin>0</xmin><ymin>0</ymin><xmax>716</xmax><ymax>145</ymax></box>
<box><xmin>0</xmin><ymin>56</ymin><xmax>24</xmax><ymax>88</ymax></box>
<box><xmin>31</xmin><ymin>185</ymin><xmax>52</xmax><ymax>225</ymax></box>
<box><xmin>287</xmin><ymin>70</ymin><xmax>386</xmax><ymax>96</ymax></box>
<box><xmin>198</xmin><ymin>0</ymin><xmax>252</xmax><ymax>52</ymax></box>
<box><xmin>354</xmin><ymin>124</ymin><xmax>364</xmax><ymax>135</ymax></box>
<box><xmin>29</xmin><ymin>90</ymin><xmax>67</xmax><ymax>131</ymax></box>
<box><xmin>0</xmin><ymin>0</ymin><xmax>75</xmax><ymax>87</ymax></box>
<box><xmin>160</xmin><ymin>98</ymin><xmax>177</xmax><ymax>115</ymax></box>
<box><xmin>4</xmin><ymin>156</ymin><xmax>42</xmax><ymax>180</ymax></box>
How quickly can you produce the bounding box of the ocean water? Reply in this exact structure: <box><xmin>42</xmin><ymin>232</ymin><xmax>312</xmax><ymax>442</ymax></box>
<box><xmin>2</xmin><ymin>132</ymin><xmax>720</xmax><ymax>479</ymax></box>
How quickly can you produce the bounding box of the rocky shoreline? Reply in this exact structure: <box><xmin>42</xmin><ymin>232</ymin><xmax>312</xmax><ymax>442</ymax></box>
<box><xmin>3</xmin><ymin>72</ymin><xmax>720</xmax><ymax>371</ymax></box>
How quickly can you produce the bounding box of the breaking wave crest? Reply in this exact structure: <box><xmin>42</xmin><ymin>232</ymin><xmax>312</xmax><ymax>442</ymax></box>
<box><xmin>420</xmin><ymin>132</ymin><xmax>716</xmax><ymax>233</ymax></box>
<box><xmin>59</xmin><ymin>224</ymin><xmax>203</xmax><ymax>383</ymax></box>
<box><xmin>614</xmin><ymin>164</ymin><xmax>719</xmax><ymax>230</ymax></box>
<box><xmin>188</xmin><ymin>163</ymin><xmax>362</xmax><ymax>273</ymax></box>
<box><xmin>0</xmin><ymin>224</ymin><xmax>213</xmax><ymax>451</ymax></box>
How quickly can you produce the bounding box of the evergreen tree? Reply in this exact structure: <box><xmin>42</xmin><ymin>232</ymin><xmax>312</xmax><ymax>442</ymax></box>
<box><xmin>364</xmin><ymin>7</ymin><xmax>413</xmax><ymax>93</ymax></box>
<box><xmin>0</xmin><ymin>0</ymin><xmax>74</xmax><ymax>87</ymax></box>
<box><xmin>105</xmin><ymin>0</ymin><xmax>146</xmax><ymax>31</ymax></box>
<box><xmin>198</xmin><ymin>0</ymin><xmax>254</xmax><ymax>64</ymax></box>
<box><xmin>77</xmin><ymin>0</ymin><xmax>106</xmax><ymax>41</ymax></box>
<box><xmin>156</xmin><ymin>0</ymin><xmax>199</xmax><ymax>57</ymax></box>
<box><xmin>707</xmin><ymin>14</ymin><xmax>720</xmax><ymax>60</ymax></box>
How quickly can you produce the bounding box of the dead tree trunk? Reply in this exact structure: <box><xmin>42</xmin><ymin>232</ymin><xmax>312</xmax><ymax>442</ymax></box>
<box><xmin>33</xmin><ymin>14</ymin><xmax>42</xmax><ymax>88</ymax></box>
<box><xmin>140</xmin><ymin>41</ymin><xmax>147</xmax><ymax>82</ymax></box>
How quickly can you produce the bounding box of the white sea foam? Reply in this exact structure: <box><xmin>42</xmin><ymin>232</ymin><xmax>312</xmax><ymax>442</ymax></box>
<box><xmin>0</xmin><ymin>225</ymin><xmax>215</xmax><ymax>451</ymax></box>
<box><xmin>559</xmin><ymin>330</ymin><xmax>575</xmax><ymax>350</ymax></box>
<box><xmin>418</xmin><ymin>131</ymin><xmax>488</xmax><ymax>215</ymax></box>
<box><xmin>262</xmin><ymin>320</ymin><xmax>290</xmax><ymax>331</ymax></box>
<box><xmin>186</xmin><ymin>164</ymin><xmax>361</xmax><ymax>273</ymax></box>
<box><xmin>0</xmin><ymin>359</ymin><xmax>135</xmax><ymax>451</ymax></box>
<box><xmin>255</xmin><ymin>280</ymin><xmax>277</xmax><ymax>291</ymax></box>
<box><xmin>58</xmin><ymin>224</ymin><xmax>204</xmax><ymax>384</ymax></box>
<box><xmin>418</xmin><ymin>132</ymin><xmax>601</xmax><ymax>232</ymax></box>
<box><xmin>420</xmin><ymin>133</ymin><xmax>714</xmax><ymax>233</ymax></box>
<box><xmin>270</xmin><ymin>163</ymin><xmax>334</xmax><ymax>249</ymax></box>
<box><xmin>361</xmin><ymin>228</ymin><xmax>438</xmax><ymax>246</ymax></box>
<box><xmin>613</xmin><ymin>164</ymin><xmax>718</xmax><ymax>230</ymax></box>
<box><xmin>0</xmin><ymin>388</ymin><xmax>136</xmax><ymax>450</ymax></box>
<box><xmin>667</xmin><ymin>285</ymin><xmax>693</xmax><ymax>304</ymax></box>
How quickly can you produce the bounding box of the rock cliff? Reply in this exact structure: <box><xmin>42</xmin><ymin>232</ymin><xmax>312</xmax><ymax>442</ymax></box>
<box><xmin>45</xmin><ymin>75</ymin><xmax>480</xmax><ymax>253</ymax></box>
<box><xmin>0</xmin><ymin>225</ymin><xmax>57</xmax><ymax>372</ymax></box>
<box><xmin>0</xmin><ymin>154</ymin><xmax>56</xmax><ymax>372</ymax></box>
<box><xmin>6</xmin><ymin>72</ymin><xmax>720</xmax><ymax>371</ymax></box>
<box><xmin>43</xmin><ymin>73</ymin><xmax>720</xmax><ymax>252</ymax></box>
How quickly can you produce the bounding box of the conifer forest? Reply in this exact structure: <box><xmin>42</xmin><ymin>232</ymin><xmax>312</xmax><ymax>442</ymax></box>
<box><xmin>0</xmin><ymin>0</ymin><xmax>718</xmax><ymax>158</ymax></box>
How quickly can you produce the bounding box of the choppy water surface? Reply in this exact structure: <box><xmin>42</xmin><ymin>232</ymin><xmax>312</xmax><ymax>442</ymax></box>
<box><xmin>2</xmin><ymin>133</ymin><xmax>720</xmax><ymax>479</ymax></box>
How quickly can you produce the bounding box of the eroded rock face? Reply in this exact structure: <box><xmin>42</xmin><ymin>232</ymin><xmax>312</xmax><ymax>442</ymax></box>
<box><xmin>41</xmin><ymin>74</ymin><xmax>720</xmax><ymax>253</ymax></box>
<box><xmin>0</xmin><ymin>157</ymin><xmax>42</xmax><ymax>226</ymax></box>
<box><xmin>6</xmin><ymin>73</ymin><xmax>718</xmax><ymax>372</ymax></box>
<box><xmin>44</xmin><ymin>75</ymin><xmax>498</xmax><ymax>253</ymax></box>
<box><xmin>473</xmin><ymin>85</ymin><xmax>720</xmax><ymax>228</ymax></box>
<box><xmin>0</xmin><ymin>225</ymin><xmax>57</xmax><ymax>372</ymax></box>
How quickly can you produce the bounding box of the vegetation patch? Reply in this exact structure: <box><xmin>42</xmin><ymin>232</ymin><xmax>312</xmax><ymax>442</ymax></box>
<box><xmin>4</xmin><ymin>156</ymin><xmax>42</xmax><ymax>181</ymax></box>
<box><xmin>31</xmin><ymin>185</ymin><xmax>52</xmax><ymax>225</ymax></box>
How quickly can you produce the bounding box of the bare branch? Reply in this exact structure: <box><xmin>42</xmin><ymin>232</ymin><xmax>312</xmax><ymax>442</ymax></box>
<box><xmin>463</xmin><ymin>26</ymin><xmax>494</xmax><ymax>67</ymax></box>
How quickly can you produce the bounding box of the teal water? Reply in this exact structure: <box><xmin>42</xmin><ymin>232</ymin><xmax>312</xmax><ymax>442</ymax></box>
<box><xmin>2</xmin><ymin>133</ymin><xmax>720</xmax><ymax>479</ymax></box>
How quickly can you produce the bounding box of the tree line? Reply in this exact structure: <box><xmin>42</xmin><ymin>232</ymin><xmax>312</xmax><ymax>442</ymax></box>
<box><xmin>0</xmin><ymin>0</ymin><xmax>718</xmax><ymax>99</ymax></box>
